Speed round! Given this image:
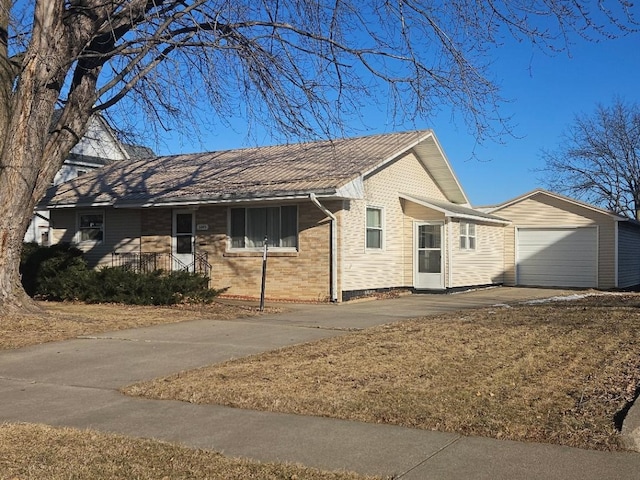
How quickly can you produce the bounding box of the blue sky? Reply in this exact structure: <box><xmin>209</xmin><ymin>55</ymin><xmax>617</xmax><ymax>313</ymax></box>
<box><xmin>436</xmin><ymin>32</ymin><xmax>640</xmax><ymax>206</ymax></box>
<box><xmin>156</xmin><ymin>32</ymin><xmax>639</xmax><ymax>208</ymax></box>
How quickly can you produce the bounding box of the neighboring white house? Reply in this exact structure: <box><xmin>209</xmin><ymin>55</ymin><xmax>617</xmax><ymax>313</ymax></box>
<box><xmin>25</xmin><ymin>115</ymin><xmax>154</xmax><ymax>244</ymax></box>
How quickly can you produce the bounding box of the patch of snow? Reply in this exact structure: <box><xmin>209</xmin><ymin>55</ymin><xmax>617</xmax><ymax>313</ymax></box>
<box><xmin>523</xmin><ymin>291</ymin><xmax>627</xmax><ymax>305</ymax></box>
<box><xmin>449</xmin><ymin>285</ymin><xmax>500</xmax><ymax>295</ymax></box>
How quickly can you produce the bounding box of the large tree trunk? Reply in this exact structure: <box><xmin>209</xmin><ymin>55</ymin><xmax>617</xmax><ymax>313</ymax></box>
<box><xmin>0</xmin><ymin>1</ymin><xmax>90</xmax><ymax>313</ymax></box>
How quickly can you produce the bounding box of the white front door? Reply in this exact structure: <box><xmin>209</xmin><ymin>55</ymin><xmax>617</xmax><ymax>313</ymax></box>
<box><xmin>414</xmin><ymin>222</ymin><xmax>444</xmax><ymax>289</ymax></box>
<box><xmin>172</xmin><ymin>210</ymin><xmax>195</xmax><ymax>271</ymax></box>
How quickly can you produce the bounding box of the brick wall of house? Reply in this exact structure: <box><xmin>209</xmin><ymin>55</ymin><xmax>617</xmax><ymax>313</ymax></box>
<box><xmin>141</xmin><ymin>209</ymin><xmax>172</xmax><ymax>252</ymax></box>
<box><xmin>196</xmin><ymin>202</ymin><xmax>335</xmax><ymax>301</ymax></box>
<box><xmin>196</xmin><ymin>201</ymin><xmax>337</xmax><ymax>302</ymax></box>
<box><xmin>136</xmin><ymin>201</ymin><xmax>338</xmax><ymax>301</ymax></box>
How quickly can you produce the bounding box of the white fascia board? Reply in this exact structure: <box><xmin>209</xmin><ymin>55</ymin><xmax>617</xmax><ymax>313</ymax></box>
<box><xmin>63</xmin><ymin>160</ymin><xmax>105</xmax><ymax>168</ymax></box>
<box><xmin>399</xmin><ymin>193</ymin><xmax>510</xmax><ymax>225</ymax></box>
<box><xmin>358</xmin><ymin>130</ymin><xmax>470</xmax><ymax>206</ymax></box>
<box><xmin>48</xmin><ymin>201</ymin><xmax>113</xmax><ymax>209</ymax></box>
<box><xmin>451</xmin><ymin>212</ymin><xmax>510</xmax><ymax>224</ymax></box>
<box><xmin>425</xmin><ymin>132</ymin><xmax>470</xmax><ymax>206</ymax></box>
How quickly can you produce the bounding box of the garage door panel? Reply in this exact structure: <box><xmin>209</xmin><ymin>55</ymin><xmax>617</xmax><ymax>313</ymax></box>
<box><xmin>520</xmin><ymin>264</ymin><xmax>595</xmax><ymax>275</ymax></box>
<box><xmin>517</xmin><ymin>227</ymin><xmax>597</xmax><ymax>288</ymax></box>
<box><xmin>518</xmin><ymin>258</ymin><xmax>595</xmax><ymax>268</ymax></box>
<box><xmin>518</xmin><ymin>268</ymin><xmax>596</xmax><ymax>284</ymax></box>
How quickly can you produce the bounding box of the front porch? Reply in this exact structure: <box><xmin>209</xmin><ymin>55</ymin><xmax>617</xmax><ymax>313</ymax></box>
<box><xmin>111</xmin><ymin>251</ymin><xmax>212</xmax><ymax>279</ymax></box>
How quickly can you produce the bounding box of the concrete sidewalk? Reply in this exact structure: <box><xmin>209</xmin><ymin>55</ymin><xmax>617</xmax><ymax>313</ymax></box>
<box><xmin>1</xmin><ymin>287</ymin><xmax>639</xmax><ymax>479</ymax></box>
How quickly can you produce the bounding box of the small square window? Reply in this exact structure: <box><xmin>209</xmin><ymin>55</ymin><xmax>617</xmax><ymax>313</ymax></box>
<box><xmin>459</xmin><ymin>222</ymin><xmax>476</xmax><ymax>250</ymax></box>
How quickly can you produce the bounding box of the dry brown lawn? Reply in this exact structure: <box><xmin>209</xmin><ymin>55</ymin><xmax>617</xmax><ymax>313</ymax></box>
<box><xmin>124</xmin><ymin>293</ymin><xmax>640</xmax><ymax>452</ymax></box>
<box><xmin>0</xmin><ymin>301</ymin><xmax>267</xmax><ymax>350</ymax></box>
<box><xmin>0</xmin><ymin>423</ymin><xmax>378</xmax><ymax>480</ymax></box>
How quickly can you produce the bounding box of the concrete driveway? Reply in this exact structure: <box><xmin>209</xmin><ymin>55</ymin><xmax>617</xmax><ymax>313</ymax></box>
<box><xmin>2</xmin><ymin>286</ymin><xmax>639</xmax><ymax>479</ymax></box>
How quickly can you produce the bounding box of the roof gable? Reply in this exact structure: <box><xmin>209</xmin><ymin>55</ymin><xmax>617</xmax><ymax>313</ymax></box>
<box><xmin>487</xmin><ymin>188</ymin><xmax>628</xmax><ymax>221</ymax></box>
<box><xmin>42</xmin><ymin>130</ymin><xmax>469</xmax><ymax>208</ymax></box>
<box><xmin>69</xmin><ymin>115</ymin><xmax>131</xmax><ymax>162</ymax></box>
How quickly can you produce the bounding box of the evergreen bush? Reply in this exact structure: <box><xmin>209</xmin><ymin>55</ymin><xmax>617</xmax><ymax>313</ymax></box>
<box><xmin>81</xmin><ymin>268</ymin><xmax>221</xmax><ymax>305</ymax></box>
<box><xmin>20</xmin><ymin>242</ymin><xmax>88</xmax><ymax>298</ymax></box>
<box><xmin>21</xmin><ymin>244</ymin><xmax>222</xmax><ymax>305</ymax></box>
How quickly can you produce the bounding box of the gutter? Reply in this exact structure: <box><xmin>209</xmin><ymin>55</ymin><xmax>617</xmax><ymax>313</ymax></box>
<box><xmin>309</xmin><ymin>193</ymin><xmax>338</xmax><ymax>302</ymax></box>
<box><xmin>43</xmin><ymin>191</ymin><xmax>346</xmax><ymax>210</ymax></box>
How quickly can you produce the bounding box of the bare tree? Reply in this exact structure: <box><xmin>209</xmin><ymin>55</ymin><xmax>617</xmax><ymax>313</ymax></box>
<box><xmin>0</xmin><ymin>1</ymin><xmax>637</xmax><ymax>311</ymax></box>
<box><xmin>542</xmin><ymin>99</ymin><xmax>640</xmax><ymax>220</ymax></box>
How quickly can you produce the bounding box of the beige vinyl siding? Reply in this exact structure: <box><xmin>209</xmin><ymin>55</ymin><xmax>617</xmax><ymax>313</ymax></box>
<box><xmin>101</xmin><ymin>209</ymin><xmax>142</xmax><ymax>267</ymax></box>
<box><xmin>450</xmin><ymin>220</ymin><xmax>504</xmax><ymax>287</ymax></box>
<box><xmin>50</xmin><ymin>208</ymin><xmax>141</xmax><ymax>268</ymax></box>
<box><xmin>80</xmin><ymin>209</ymin><xmax>140</xmax><ymax>267</ymax></box>
<box><xmin>50</xmin><ymin>210</ymin><xmax>76</xmax><ymax>245</ymax></box>
<box><xmin>617</xmin><ymin>221</ymin><xmax>640</xmax><ymax>288</ymax></box>
<box><xmin>495</xmin><ymin>194</ymin><xmax>616</xmax><ymax>288</ymax></box>
<box><xmin>341</xmin><ymin>150</ymin><xmax>449</xmax><ymax>292</ymax></box>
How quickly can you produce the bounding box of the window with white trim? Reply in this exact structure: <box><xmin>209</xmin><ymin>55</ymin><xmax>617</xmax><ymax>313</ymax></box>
<box><xmin>230</xmin><ymin>206</ymin><xmax>297</xmax><ymax>249</ymax></box>
<box><xmin>78</xmin><ymin>211</ymin><xmax>104</xmax><ymax>243</ymax></box>
<box><xmin>366</xmin><ymin>207</ymin><xmax>383</xmax><ymax>249</ymax></box>
<box><xmin>459</xmin><ymin>221</ymin><xmax>476</xmax><ymax>250</ymax></box>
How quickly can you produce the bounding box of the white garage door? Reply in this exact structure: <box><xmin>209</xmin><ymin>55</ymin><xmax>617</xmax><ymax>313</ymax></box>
<box><xmin>517</xmin><ymin>227</ymin><xmax>598</xmax><ymax>288</ymax></box>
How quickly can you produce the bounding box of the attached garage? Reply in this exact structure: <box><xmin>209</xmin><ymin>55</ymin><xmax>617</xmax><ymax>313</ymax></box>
<box><xmin>516</xmin><ymin>227</ymin><xmax>597</xmax><ymax>288</ymax></box>
<box><xmin>488</xmin><ymin>189</ymin><xmax>640</xmax><ymax>290</ymax></box>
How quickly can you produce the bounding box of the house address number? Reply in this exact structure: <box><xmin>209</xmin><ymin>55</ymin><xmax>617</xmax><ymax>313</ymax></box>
<box><xmin>196</xmin><ymin>224</ymin><xmax>209</xmax><ymax>231</ymax></box>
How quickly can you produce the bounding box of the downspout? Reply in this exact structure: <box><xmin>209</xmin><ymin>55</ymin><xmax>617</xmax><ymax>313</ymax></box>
<box><xmin>447</xmin><ymin>218</ymin><xmax>453</xmax><ymax>289</ymax></box>
<box><xmin>614</xmin><ymin>221</ymin><xmax>619</xmax><ymax>288</ymax></box>
<box><xmin>310</xmin><ymin>193</ymin><xmax>338</xmax><ymax>302</ymax></box>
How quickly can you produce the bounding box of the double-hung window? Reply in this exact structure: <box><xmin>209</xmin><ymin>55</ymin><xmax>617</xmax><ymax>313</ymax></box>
<box><xmin>366</xmin><ymin>207</ymin><xmax>383</xmax><ymax>249</ymax></box>
<box><xmin>78</xmin><ymin>211</ymin><xmax>104</xmax><ymax>243</ymax></box>
<box><xmin>230</xmin><ymin>206</ymin><xmax>297</xmax><ymax>249</ymax></box>
<box><xmin>459</xmin><ymin>221</ymin><xmax>476</xmax><ymax>250</ymax></box>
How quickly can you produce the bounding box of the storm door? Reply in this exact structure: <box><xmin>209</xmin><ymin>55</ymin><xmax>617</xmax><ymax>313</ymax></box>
<box><xmin>414</xmin><ymin>222</ymin><xmax>444</xmax><ymax>289</ymax></box>
<box><xmin>172</xmin><ymin>210</ymin><xmax>195</xmax><ymax>271</ymax></box>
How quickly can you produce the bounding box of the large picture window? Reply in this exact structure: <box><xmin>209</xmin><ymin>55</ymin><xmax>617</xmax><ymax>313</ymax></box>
<box><xmin>78</xmin><ymin>212</ymin><xmax>104</xmax><ymax>242</ymax></box>
<box><xmin>230</xmin><ymin>206</ymin><xmax>297</xmax><ymax>249</ymax></box>
<box><xmin>366</xmin><ymin>207</ymin><xmax>383</xmax><ymax>249</ymax></box>
<box><xmin>460</xmin><ymin>221</ymin><xmax>476</xmax><ymax>250</ymax></box>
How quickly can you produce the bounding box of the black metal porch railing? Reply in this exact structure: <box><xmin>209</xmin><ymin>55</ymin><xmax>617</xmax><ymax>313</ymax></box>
<box><xmin>111</xmin><ymin>252</ymin><xmax>212</xmax><ymax>278</ymax></box>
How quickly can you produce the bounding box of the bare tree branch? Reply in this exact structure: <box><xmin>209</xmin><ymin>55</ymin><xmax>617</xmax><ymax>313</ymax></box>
<box><xmin>541</xmin><ymin>99</ymin><xmax>640</xmax><ymax>219</ymax></box>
